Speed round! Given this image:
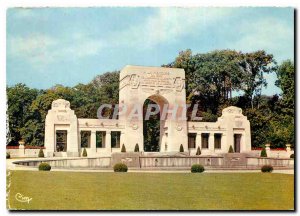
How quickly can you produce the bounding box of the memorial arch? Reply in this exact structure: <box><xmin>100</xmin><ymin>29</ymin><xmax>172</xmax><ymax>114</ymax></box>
<box><xmin>44</xmin><ymin>65</ymin><xmax>252</xmax><ymax>157</ymax></box>
<box><xmin>118</xmin><ymin>65</ymin><xmax>188</xmax><ymax>153</ymax></box>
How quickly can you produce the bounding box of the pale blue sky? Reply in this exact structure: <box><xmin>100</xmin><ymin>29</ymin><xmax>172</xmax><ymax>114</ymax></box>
<box><xmin>7</xmin><ymin>7</ymin><xmax>294</xmax><ymax>95</ymax></box>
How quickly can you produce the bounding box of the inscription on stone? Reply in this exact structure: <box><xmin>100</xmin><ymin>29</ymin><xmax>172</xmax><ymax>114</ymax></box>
<box><xmin>140</xmin><ymin>71</ymin><xmax>173</xmax><ymax>88</ymax></box>
<box><xmin>57</xmin><ymin>115</ymin><xmax>70</xmax><ymax>122</ymax></box>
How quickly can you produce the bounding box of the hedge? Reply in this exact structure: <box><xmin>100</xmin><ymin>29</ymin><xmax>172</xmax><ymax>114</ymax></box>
<box><xmin>191</xmin><ymin>164</ymin><xmax>205</xmax><ymax>173</ymax></box>
<box><xmin>38</xmin><ymin>162</ymin><xmax>51</xmax><ymax>171</ymax></box>
<box><xmin>261</xmin><ymin>165</ymin><xmax>273</xmax><ymax>173</ymax></box>
<box><xmin>113</xmin><ymin>163</ymin><xmax>128</xmax><ymax>172</ymax></box>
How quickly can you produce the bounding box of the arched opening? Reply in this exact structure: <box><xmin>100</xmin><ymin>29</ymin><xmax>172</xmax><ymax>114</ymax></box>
<box><xmin>143</xmin><ymin>99</ymin><xmax>160</xmax><ymax>152</ymax></box>
<box><xmin>143</xmin><ymin>94</ymin><xmax>168</xmax><ymax>152</ymax></box>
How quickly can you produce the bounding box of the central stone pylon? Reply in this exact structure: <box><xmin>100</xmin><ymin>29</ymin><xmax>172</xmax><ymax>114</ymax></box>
<box><xmin>119</xmin><ymin>65</ymin><xmax>188</xmax><ymax>153</ymax></box>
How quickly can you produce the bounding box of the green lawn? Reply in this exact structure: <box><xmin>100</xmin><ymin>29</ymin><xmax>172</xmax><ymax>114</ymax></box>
<box><xmin>7</xmin><ymin>171</ymin><xmax>294</xmax><ymax>210</ymax></box>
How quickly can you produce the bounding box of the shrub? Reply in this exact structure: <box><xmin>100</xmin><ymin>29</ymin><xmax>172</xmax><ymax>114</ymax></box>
<box><xmin>121</xmin><ymin>144</ymin><xmax>126</xmax><ymax>153</ymax></box>
<box><xmin>82</xmin><ymin>148</ymin><xmax>87</xmax><ymax>157</ymax></box>
<box><xmin>261</xmin><ymin>165</ymin><xmax>273</xmax><ymax>173</ymax></box>
<box><xmin>38</xmin><ymin>149</ymin><xmax>44</xmax><ymax>158</ymax></box>
<box><xmin>113</xmin><ymin>163</ymin><xmax>128</xmax><ymax>172</ymax></box>
<box><xmin>260</xmin><ymin>147</ymin><xmax>267</xmax><ymax>157</ymax></box>
<box><xmin>38</xmin><ymin>162</ymin><xmax>51</xmax><ymax>171</ymax></box>
<box><xmin>191</xmin><ymin>164</ymin><xmax>205</xmax><ymax>173</ymax></box>
<box><xmin>290</xmin><ymin>154</ymin><xmax>294</xmax><ymax>158</ymax></box>
<box><xmin>228</xmin><ymin>145</ymin><xmax>234</xmax><ymax>153</ymax></box>
<box><xmin>134</xmin><ymin>143</ymin><xmax>139</xmax><ymax>152</ymax></box>
<box><xmin>179</xmin><ymin>144</ymin><xmax>184</xmax><ymax>152</ymax></box>
<box><xmin>6</xmin><ymin>152</ymin><xmax>10</xmax><ymax>159</ymax></box>
<box><xmin>196</xmin><ymin>146</ymin><xmax>201</xmax><ymax>155</ymax></box>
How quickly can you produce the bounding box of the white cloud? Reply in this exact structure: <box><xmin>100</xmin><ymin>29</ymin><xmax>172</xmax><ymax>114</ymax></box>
<box><xmin>114</xmin><ymin>8</ymin><xmax>233</xmax><ymax>48</ymax></box>
<box><xmin>8</xmin><ymin>33</ymin><xmax>104</xmax><ymax>67</ymax></box>
<box><xmin>229</xmin><ymin>17</ymin><xmax>294</xmax><ymax>62</ymax></box>
<box><xmin>58</xmin><ymin>38</ymin><xmax>104</xmax><ymax>59</ymax></box>
<box><xmin>8</xmin><ymin>34</ymin><xmax>57</xmax><ymax>65</ymax></box>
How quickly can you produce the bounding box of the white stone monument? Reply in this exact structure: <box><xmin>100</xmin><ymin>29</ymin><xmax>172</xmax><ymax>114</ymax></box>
<box><xmin>44</xmin><ymin>65</ymin><xmax>252</xmax><ymax>157</ymax></box>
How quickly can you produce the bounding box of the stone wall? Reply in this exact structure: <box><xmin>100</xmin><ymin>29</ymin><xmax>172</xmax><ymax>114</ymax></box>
<box><xmin>6</xmin><ymin>148</ymin><xmax>43</xmax><ymax>158</ymax></box>
<box><xmin>13</xmin><ymin>157</ymin><xmax>111</xmax><ymax>168</ymax></box>
<box><xmin>247</xmin><ymin>150</ymin><xmax>294</xmax><ymax>158</ymax></box>
<box><xmin>12</xmin><ymin>155</ymin><xmax>293</xmax><ymax>169</ymax></box>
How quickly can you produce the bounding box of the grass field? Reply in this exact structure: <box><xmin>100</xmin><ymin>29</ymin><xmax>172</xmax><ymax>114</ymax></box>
<box><xmin>7</xmin><ymin>171</ymin><xmax>294</xmax><ymax>210</ymax></box>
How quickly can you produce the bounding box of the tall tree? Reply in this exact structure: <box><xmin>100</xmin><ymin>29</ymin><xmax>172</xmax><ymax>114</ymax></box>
<box><xmin>7</xmin><ymin>84</ymin><xmax>39</xmax><ymax>145</ymax></box>
<box><xmin>164</xmin><ymin>49</ymin><xmax>245</xmax><ymax>114</ymax></box>
<box><xmin>275</xmin><ymin>60</ymin><xmax>294</xmax><ymax>114</ymax></box>
<box><xmin>239</xmin><ymin>50</ymin><xmax>277</xmax><ymax>108</ymax></box>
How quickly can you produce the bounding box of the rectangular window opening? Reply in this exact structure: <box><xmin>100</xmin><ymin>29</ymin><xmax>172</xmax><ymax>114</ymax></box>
<box><xmin>111</xmin><ymin>131</ymin><xmax>121</xmax><ymax>148</ymax></box>
<box><xmin>188</xmin><ymin>133</ymin><xmax>196</xmax><ymax>149</ymax></box>
<box><xmin>56</xmin><ymin>130</ymin><xmax>67</xmax><ymax>152</ymax></box>
<box><xmin>96</xmin><ymin>131</ymin><xmax>106</xmax><ymax>148</ymax></box>
<box><xmin>81</xmin><ymin>131</ymin><xmax>91</xmax><ymax>148</ymax></box>
<box><xmin>214</xmin><ymin>133</ymin><xmax>222</xmax><ymax>149</ymax></box>
<box><xmin>201</xmin><ymin>133</ymin><xmax>209</xmax><ymax>149</ymax></box>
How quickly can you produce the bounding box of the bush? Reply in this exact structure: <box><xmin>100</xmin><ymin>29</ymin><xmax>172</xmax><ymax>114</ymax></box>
<box><xmin>191</xmin><ymin>164</ymin><xmax>205</xmax><ymax>173</ymax></box>
<box><xmin>82</xmin><ymin>148</ymin><xmax>87</xmax><ymax>157</ymax></box>
<box><xmin>228</xmin><ymin>145</ymin><xmax>234</xmax><ymax>153</ymax></box>
<box><xmin>196</xmin><ymin>146</ymin><xmax>201</xmax><ymax>155</ymax></box>
<box><xmin>113</xmin><ymin>163</ymin><xmax>128</xmax><ymax>172</ymax></box>
<box><xmin>179</xmin><ymin>144</ymin><xmax>184</xmax><ymax>152</ymax></box>
<box><xmin>290</xmin><ymin>154</ymin><xmax>294</xmax><ymax>158</ymax></box>
<box><xmin>38</xmin><ymin>149</ymin><xmax>44</xmax><ymax>158</ymax></box>
<box><xmin>261</xmin><ymin>165</ymin><xmax>273</xmax><ymax>173</ymax></box>
<box><xmin>134</xmin><ymin>143</ymin><xmax>139</xmax><ymax>152</ymax></box>
<box><xmin>260</xmin><ymin>147</ymin><xmax>267</xmax><ymax>157</ymax></box>
<box><xmin>38</xmin><ymin>162</ymin><xmax>51</xmax><ymax>171</ymax></box>
<box><xmin>121</xmin><ymin>144</ymin><xmax>126</xmax><ymax>153</ymax></box>
<box><xmin>6</xmin><ymin>152</ymin><xmax>10</xmax><ymax>159</ymax></box>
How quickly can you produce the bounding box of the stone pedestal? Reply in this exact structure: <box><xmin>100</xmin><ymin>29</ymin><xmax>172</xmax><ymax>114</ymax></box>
<box><xmin>209</xmin><ymin>133</ymin><xmax>215</xmax><ymax>152</ymax></box>
<box><xmin>106</xmin><ymin>131</ymin><xmax>111</xmax><ymax>153</ymax></box>
<box><xmin>286</xmin><ymin>144</ymin><xmax>291</xmax><ymax>152</ymax></box>
<box><xmin>90</xmin><ymin>130</ymin><xmax>96</xmax><ymax>156</ymax></box>
<box><xmin>18</xmin><ymin>140</ymin><xmax>25</xmax><ymax>157</ymax></box>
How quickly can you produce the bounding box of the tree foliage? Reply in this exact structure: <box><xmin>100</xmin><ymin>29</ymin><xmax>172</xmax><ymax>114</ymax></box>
<box><xmin>179</xmin><ymin>144</ymin><xmax>184</xmax><ymax>152</ymax></box>
<box><xmin>260</xmin><ymin>147</ymin><xmax>267</xmax><ymax>157</ymax></box>
<box><xmin>121</xmin><ymin>144</ymin><xmax>126</xmax><ymax>153</ymax></box>
<box><xmin>228</xmin><ymin>145</ymin><xmax>234</xmax><ymax>153</ymax></box>
<box><xmin>134</xmin><ymin>143</ymin><xmax>139</xmax><ymax>152</ymax></box>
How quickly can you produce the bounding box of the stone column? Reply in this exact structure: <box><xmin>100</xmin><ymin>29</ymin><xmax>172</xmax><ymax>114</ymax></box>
<box><xmin>286</xmin><ymin>144</ymin><xmax>291</xmax><ymax>157</ymax></box>
<box><xmin>265</xmin><ymin>143</ymin><xmax>271</xmax><ymax>157</ymax></box>
<box><xmin>18</xmin><ymin>140</ymin><xmax>25</xmax><ymax>157</ymax></box>
<box><xmin>209</xmin><ymin>133</ymin><xmax>214</xmax><ymax>152</ymax></box>
<box><xmin>286</xmin><ymin>144</ymin><xmax>291</xmax><ymax>152</ymax></box>
<box><xmin>120</xmin><ymin>131</ymin><xmax>125</xmax><ymax>150</ymax></box>
<box><xmin>78</xmin><ymin>130</ymin><xmax>81</xmax><ymax>150</ymax></box>
<box><xmin>105</xmin><ymin>131</ymin><xmax>111</xmax><ymax>153</ymax></box>
<box><xmin>196</xmin><ymin>133</ymin><xmax>202</xmax><ymax>149</ymax></box>
<box><xmin>90</xmin><ymin>130</ymin><xmax>96</xmax><ymax>156</ymax></box>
